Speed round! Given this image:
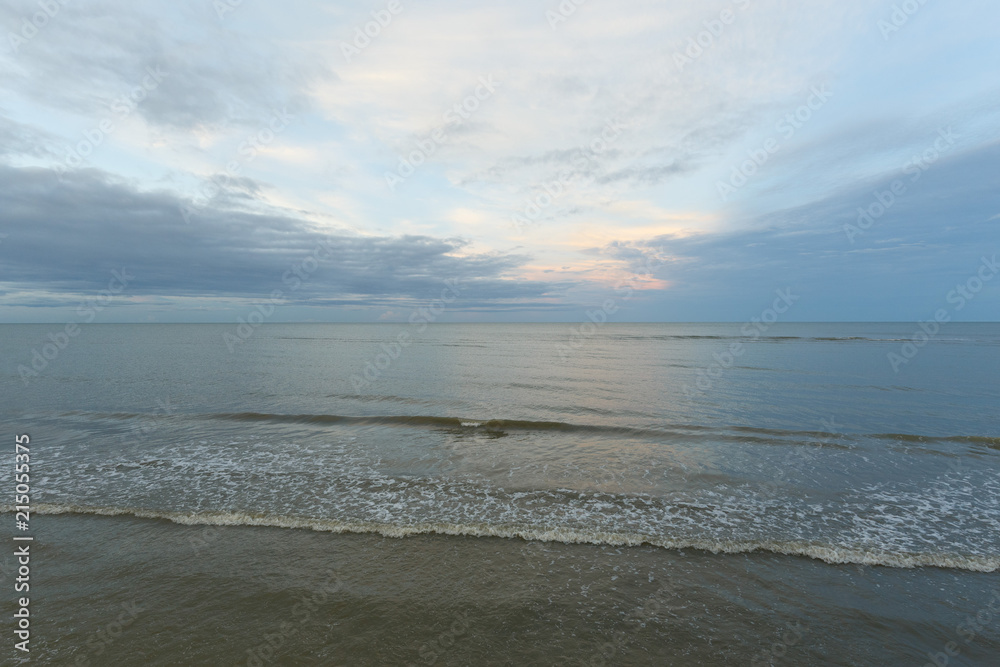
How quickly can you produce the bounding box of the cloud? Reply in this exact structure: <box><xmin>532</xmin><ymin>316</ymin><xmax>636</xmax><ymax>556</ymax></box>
<box><xmin>0</xmin><ymin>165</ymin><xmax>563</xmax><ymax>311</ymax></box>
<box><xmin>1</xmin><ymin>0</ymin><xmax>999</xmax><ymax>321</ymax></box>
<box><xmin>0</xmin><ymin>0</ymin><xmax>328</xmax><ymax>132</ymax></box>
<box><xmin>0</xmin><ymin>115</ymin><xmax>65</xmax><ymax>160</ymax></box>
<box><xmin>621</xmin><ymin>140</ymin><xmax>1000</xmax><ymax>319</ymax></box>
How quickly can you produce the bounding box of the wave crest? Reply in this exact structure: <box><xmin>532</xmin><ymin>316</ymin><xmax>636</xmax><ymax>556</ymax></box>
<box><xmin>14</xmin><ymin>503</ymin><xmax>999</xmax><ymax>573</ymax></box>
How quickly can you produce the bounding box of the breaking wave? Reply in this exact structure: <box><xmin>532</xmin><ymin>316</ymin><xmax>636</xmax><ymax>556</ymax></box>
<box><xmin>15</xmin><ymin>503</ymin><xmax>1000</xmax><ymax>573</ymax></box>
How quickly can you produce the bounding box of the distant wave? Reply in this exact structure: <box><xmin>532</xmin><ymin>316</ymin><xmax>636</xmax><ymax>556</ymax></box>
<box><xmin>15</xmin><ymin>503</ymin><xmax>999</xmax><ymax>572</ymax></box>
<box><xmin>876</xmin><ymin>433</ymin><xmax>1000</xmax><ymax>447</ymax></box>
<box><xmin>57</xmin><ymin>410</ymin><xmax>858</xmax><ymax>446</ymax></box>
<box><xmin>609</xmin><ymin>334</ymin><xmax>990</xmax><ymax>343</ymax></box>
<box><xmin>54</xmin><ymin>410</ymin><xmax>1000</xmax><ymax>448</ymax></box>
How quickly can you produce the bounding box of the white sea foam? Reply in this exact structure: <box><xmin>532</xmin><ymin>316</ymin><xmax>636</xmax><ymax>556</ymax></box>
<box><xmin>11</xmin><ymin>502</ymin><xmax>999</xmax><ymax>573</ymax></box>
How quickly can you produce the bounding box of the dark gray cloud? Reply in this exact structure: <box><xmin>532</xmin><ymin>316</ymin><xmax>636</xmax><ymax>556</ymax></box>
<box><xmin>0</xmin><ymin>165</ymin><xmax>564</xmax><ymax>308</ymax></box>
<box><xmin>612</xmin><ymin>141</ymin><xmax>1000</xmax><ymax>320</ymax></box>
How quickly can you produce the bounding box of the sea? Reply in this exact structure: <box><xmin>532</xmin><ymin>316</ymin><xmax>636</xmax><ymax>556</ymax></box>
<box><xmin>1</xmin><ymin>322</ymin><xmax>998</xmax><ymax>665</ymax></box>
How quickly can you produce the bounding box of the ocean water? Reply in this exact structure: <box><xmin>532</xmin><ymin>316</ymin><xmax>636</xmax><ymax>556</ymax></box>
<box><xmin>1</xmin><ymin>322</ymin><xmax>998</xmax><ymax>665</ymax></box>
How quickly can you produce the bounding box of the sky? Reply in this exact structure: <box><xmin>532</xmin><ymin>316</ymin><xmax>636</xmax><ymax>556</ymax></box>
<box><xmin>0</xmin><ymin>0</ymin><xmax>998</xmax><ymax>323</ymax></box>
